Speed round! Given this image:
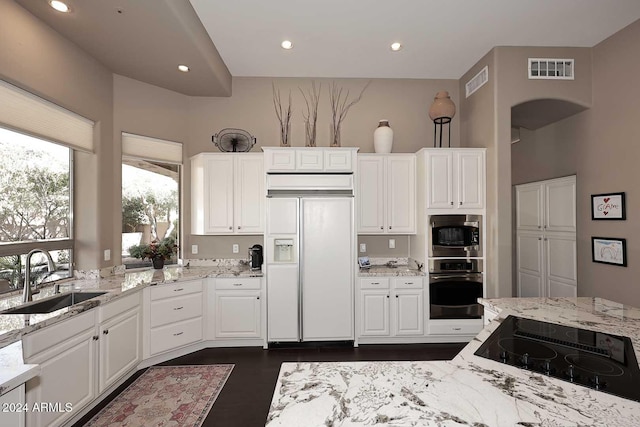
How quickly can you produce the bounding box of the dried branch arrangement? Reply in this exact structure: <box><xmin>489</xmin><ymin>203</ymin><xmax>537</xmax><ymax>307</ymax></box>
<box><xmin>329</xmin><ymin>81</ymin><xmax>370</xmax><ymax>147</ymax></box>
<box><xmin>272</xmin><ymin>83</ymin><xmax>293</xmax><ymax>147</ymax></box>
<box><xmin>299</xmin><ymin>81</ymin><xmax>321</xmax><ymax>147</ymax></box>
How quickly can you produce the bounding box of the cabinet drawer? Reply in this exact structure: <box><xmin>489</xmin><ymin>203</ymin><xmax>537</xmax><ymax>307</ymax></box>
<box><xmin>429</xmin><ymin>320</ymin><xmax>482</xmax><ymax>336</ymax></box>
<box><xmin>359</xmin><ymin>278</ymin><xmax>390</xmax><ymax>290</ymax></box>
<box><xmin>150</xmin><ymin>293</ymin><xmax>203</xmax><ymax>328</ymax></box>
<box><xmin>99</xmin><ymin>291</ymin><xmax>140</xmax><ymax>323</ymax></box>
<box><xmin>393</xmin><ymin>277</ymin><xmax>423</xmax><ymax>289</ymax></box>
<box><xmin>150</xmin><ymin>280</ymin><xmax>202</xmax><ymax>301</ymax></box>
<box><xmin>215</xmin><ymin>277</ymin><xmax>261</xmax><ymax>290</ymax></box>
<box><xmin>149</xmin><ymin>317</ymin><xmax>203</xmax><ymax>356</ymax></box>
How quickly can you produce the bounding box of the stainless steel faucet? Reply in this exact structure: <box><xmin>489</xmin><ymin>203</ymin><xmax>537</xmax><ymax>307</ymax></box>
<box><xmin>23</xmin><ymin>249</ymin><xmax>56</xmax><ymax>303</ymax></box>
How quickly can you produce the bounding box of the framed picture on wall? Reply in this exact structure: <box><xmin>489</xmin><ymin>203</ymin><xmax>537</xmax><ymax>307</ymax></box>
<box><xmin>592</xmin><ymin>237</ymin><xmax>627</xmax><ymax>267</ymax></box>
<box><xmin>591</xmin><ymin>192</ymin><xmax>625</xmax><ymax>220</ymax></box>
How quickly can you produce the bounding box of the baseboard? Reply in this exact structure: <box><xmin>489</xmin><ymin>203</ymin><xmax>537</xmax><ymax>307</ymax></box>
<box><xmin>357</xmin><ymin>335</ymin><xmax>474</xmax><ymax>345</ymax></box>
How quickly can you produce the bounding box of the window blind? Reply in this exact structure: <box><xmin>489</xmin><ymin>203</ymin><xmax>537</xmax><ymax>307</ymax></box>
<box><xmin>0</xmin><ymin>79</ymin><xmax>95</xmax><ymax>152</ymax></box>
<box><xmin>121</xmin><ymin>132</ymin><xmax>183</xmax><ymax>164</ymax></box>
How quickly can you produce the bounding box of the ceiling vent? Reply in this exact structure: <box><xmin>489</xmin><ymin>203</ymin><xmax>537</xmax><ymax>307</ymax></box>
<box><xmin>528</xmin><ymin>58</ymin><xmax>574</xmax><ymax>80</ymax></box>
<box><xmin>465</xmin><ymin>66</ymin><xmax>488</xmax><ymax>98</ymax></box>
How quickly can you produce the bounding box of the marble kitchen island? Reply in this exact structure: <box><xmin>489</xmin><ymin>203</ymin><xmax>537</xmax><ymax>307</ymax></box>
<box><xmin>266</xmin><ymin>297</ymin><xmax>640</xmax><ymax>426</ymax></box>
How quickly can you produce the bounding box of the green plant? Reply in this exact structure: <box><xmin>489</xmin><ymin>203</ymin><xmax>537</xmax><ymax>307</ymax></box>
<box><xmin>129</xmin><ymin>237</ymin><xmax>178</xmax><ymax>261</ymax></box>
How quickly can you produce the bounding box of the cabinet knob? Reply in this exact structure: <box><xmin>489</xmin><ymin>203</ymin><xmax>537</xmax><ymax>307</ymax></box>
<box><xmin>395</xmin><ymin>295</ymin><xmax>399</xmax><ymax>298</ymax></box>
<box><xmin>389</xmin><ymin>226</ymin><xmax>392</xmax><ymax>230</ymax></box>
<box><xmin>380</xmin><ymin>226</ymin><xmax>384</xmax><ymax>230</ymax></box>
<box><xmin>538</xmin><ymin>225</ymin><xmax>541</xmax><ymax>229</ymax></box>
<box><xmin>93</xmin><ymin>335</ymin><xmax>99</xmax><ymax>341</ymax></box>
<box><xmin>103</xmin><ymin>330</ymin><xmax>109</xmax><ymax>335</ymax></box>
<box><xmin>538</xmin><ymin>237</ymin><xmax>542</xmax><ymax>241</ymax></box>
<box><xmin>450</xmin><ymin>201</ymin><xmax>454</xmax><ymax>206</ymax></box>
<box><xmin>238</xmin><ymin>226</ymin><xmax>241</xmax><ymax>229</ymax></box>
<box><xmin>386</xmin><ymin>294</ymin><xmax>389</xmax><ymax>298</ymax></box>
<box><xmin>229</xmin><ymin>226</ymin><xmax>233</xmax><ymax>230</ymax></box>
<box><xmin>257</xmin><ymin>296</ymin><xmax>260</xmax><ymax>300</ymax></box>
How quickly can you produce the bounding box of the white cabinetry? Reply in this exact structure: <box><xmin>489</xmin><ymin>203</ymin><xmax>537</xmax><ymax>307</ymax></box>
<box><xmin>214</xmin><ymin>278</ymin><xmax>262</xmax><ymax>339</ymax></box>
<box><xmin>23</xmin><ymin>311</ymin><xmax>97</xmax><ymax>427</ymax></box>
<box><xmin>357</xmin><ymin>154</ymin><xmax>416</xmax><ymax>234</ymax></box>
<box><xmin>191</xmin><ymin>153</ymin><xmax>264</xmax><ymax>234</ymax></box>
<box><xmin>98</xmin><ymin>292</ymin><xmax>141</xmax><ymax>393</ymax></box>
<box><xmin>0</xmin><ymin>384</ymin><xmax>26</xmax><ymax>427</ymax></box>
<box><xmin>146</xmin><ymin>280</ymin><xmax>204</xmax><ymax>357</ymax></box>
<box><xmin>358</xmin><ymin>277</ymin><xmax>424</xmax><ymax>342</ymax></box>
<box><xmin>263</xmin><ymin>147</ymin><xmax>355</xmax><ymax>173</ymax></box>
<box><xmin>424</xmin><ymin>149</ymin><xmax>484</xmax><ymax>210</ymax></box>
<box><xmin>516</xmin><ymin>176</ymin><xmax>577</xmax><ymax>297</ymax></box>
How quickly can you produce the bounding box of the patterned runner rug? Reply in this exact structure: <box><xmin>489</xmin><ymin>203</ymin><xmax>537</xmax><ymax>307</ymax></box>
<box><xmin>85</xmin><ymin>364</ymin><xmax>234</xmax><ymax>426</ymax></box>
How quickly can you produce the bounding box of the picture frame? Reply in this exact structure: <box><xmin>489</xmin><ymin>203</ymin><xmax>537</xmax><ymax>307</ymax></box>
<box><xmin>592</xmin><ymin>237</ymin><xmax>627</xmax><ymax>267</ymax></box>
<box><xmin>591</xmin><ymin>192</ymin><xmax>625</xmax><ymax>220</ymax></box>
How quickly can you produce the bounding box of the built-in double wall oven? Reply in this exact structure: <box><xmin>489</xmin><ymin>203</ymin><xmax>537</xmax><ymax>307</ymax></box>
<box><xmin>428</xmin><ymin>214</ymin><xmax>483</xmax><ymax>320</ymax></box>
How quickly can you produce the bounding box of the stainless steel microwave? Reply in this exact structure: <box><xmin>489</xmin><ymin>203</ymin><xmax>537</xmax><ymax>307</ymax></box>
<box><xmin>429</xmin><ymin>214</ymin><xmax>482</xmax><ymax>257</ymax></box>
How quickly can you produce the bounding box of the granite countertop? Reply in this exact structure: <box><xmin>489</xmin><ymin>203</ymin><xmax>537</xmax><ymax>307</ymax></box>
<box><xmin>357</xmin><ymin>257</ymin><xmax>426</xmax><ymax>277</ymax></box>
<box><xmin>266</xmin><ymin>297</ymin><xmax>640</xmax><ymax>426</ymax></box>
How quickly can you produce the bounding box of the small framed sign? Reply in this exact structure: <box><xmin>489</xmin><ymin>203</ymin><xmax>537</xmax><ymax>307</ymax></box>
<box><xmin>591</xmin><ymin>192</ymin><xmax>625</xmax><ymax>220</ymax></box>
<box><xmin>592</xmin><ymin>237</ymin><xmax>627</xmax><ymax>267</ymax></box>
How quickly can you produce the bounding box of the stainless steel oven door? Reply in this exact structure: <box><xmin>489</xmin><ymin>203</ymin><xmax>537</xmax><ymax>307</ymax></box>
<box><xmin>429</xmin><ymin>273</ymin><xmax>483</xmax><ymax>319</ymax></box>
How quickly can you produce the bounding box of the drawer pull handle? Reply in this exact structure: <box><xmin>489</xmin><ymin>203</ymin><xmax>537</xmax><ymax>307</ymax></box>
<box><xmin>405</xmin><ymin>282</ymin><xmax>414</xmax><ymax>285</ymax></box>
<box><xmin>174</xmin><ymin>306</ymin><xmax>183</xmax><ymax>310</ymax></box>
<box><xmin>174</xmin><ymin>288</ymin><xmax>184</xmax><ymax>292</ymax></box>
<box><xmin>173</xmin><ymin>331</ymin><xmax>184</xmax><ymax>336</ymax></box>
<box><xmin>103</xmin><ymin>330</ymin><xmax>109</xmax><ymax>335</ymax></box>
<box><xmin>233</xmin><ymin>283</ymin><xmax>243</xmax><ymax>287</ymax></box>
<box><xmin>453</xmin><ymin>327</ymin><xmax>462</xmax><ymax>331</ymax></box>
<box><xmin>371</xmin><ymin>282</ymin><xmax>380</xmax><ymax>285</ymax></box>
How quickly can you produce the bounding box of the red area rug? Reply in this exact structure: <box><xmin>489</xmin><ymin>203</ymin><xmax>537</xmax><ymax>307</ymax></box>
<box><xmin>85</xmin><ymin>365</ymin><xmax>234</xmax><ymax>426</ymax></box>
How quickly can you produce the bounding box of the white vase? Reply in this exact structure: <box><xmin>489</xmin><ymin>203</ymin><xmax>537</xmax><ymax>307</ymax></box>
<box><xmin>373</xmin><ymin>120</ymin><xmax>393</xmax><ymax>153</ymax></box>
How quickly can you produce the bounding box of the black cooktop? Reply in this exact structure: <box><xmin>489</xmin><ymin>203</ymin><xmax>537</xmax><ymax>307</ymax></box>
<box><xmin>474</xmin><ymin>315</ymin><xmax>640</xmax><ymax>402</ymax></box>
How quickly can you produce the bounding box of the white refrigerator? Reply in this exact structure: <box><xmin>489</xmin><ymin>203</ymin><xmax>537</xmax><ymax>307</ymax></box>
<box><xmin>266</xmin><ymin>195</ymin><xmax>354</xmax><ymax>342</ymax></box>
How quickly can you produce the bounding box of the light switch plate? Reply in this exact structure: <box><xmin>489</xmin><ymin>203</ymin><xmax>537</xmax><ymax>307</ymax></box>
<box><xmin>232</xmin><ymin>244</ymin><xmax>239</xmax><ymax>254</ymax></box>
<box><xmin>191</xmin><ymin>244</ymin><xmax>198</xmax><ymax>255</ymax></box>
<box><xmin>388</xmin><ymin>239</ymin><xmax>396</xmax><ymax>249</ymax></box>
<box><xmin>359</xmin><ymin>243</ymin><xmax>366</xmax><ymax>253</ymax></box>
<box><xmin>104</xmin><ymin>249</ymin><xmax>111</xmax><ymax>261</ymax></box>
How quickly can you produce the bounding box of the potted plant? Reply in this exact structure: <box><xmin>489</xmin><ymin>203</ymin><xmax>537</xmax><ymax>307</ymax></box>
<box><xmin>129</xmin><ymin>237</ymin><xmax>178</xmax><ymax>269</ymax></box>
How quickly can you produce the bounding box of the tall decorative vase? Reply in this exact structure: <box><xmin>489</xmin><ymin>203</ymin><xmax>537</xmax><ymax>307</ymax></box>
<box><xmin>373</xmin><ymin>120</ymin><xmax>393</xmax><ymax>153</ymax></box>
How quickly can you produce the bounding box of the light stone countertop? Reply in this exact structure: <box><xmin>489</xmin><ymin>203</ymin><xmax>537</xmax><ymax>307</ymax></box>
<box><xmin>0</xmin><ymin>263</ymin><xmax>262</xmax><ymax>395</ymax></box>
<box><xmin>357</xmin><ymin>257</ymin><xmax>426</xmax><ymax>277</ymax></box>
<box><xmin>266</xmin><ymin>297</ymin><xmax>640</xmax><ymax>426</ymax></box>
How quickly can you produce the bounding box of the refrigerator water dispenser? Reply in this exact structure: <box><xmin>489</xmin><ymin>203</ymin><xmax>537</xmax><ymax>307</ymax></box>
<box><xmin>274</xmin><ymin>239</ymin><xmax>294</xmax><ymax>262</ymax></box>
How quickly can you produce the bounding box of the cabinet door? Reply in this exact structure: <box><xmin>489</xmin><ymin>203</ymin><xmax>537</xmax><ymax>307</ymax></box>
<box><xmin>426</xmin><ymin>151</ymin><xmax>454</xmax><ymax>209</ymax></box>
<box><xmin>0</xmin><ymin>384</ymin><xmax>25</xmax><ymax>427</ymax></box>
<box><xmin>204</xmin><ymin>156</ymin><xmax>234</xmax><ymax>233</ymax></box>
<box><xmin>267</xmin><ymin>197</ymin><xmax>298</xmax><ymax>235</ymax></box>
<box><xmin>387</xmin><ymin>155</ymin><xmax>416</xmax><ymax>233</ymax></box>
<box><xmin>264</xmin><ymin>149</ymin><xmax>295</xmax><ymax>171</ymax></box>
<box><xmin>360</xmin><ymin>290</ymin><xmax>390</xmax><ymax>336</ymax></box>
<box><xmin>457</xmin><ymin>151</ymin><xmax>484</xmax><ymax>209</ymax></box>
<box><xmin>517</xmin><ymin>233</ymin><xmax>544</xmax><ymax>297</ymax></box>
<box><xmin>545</xmin><ymin>234</ymin><xmax>577</xmax><ymax>297</ymax></box>
<box><xmin>516</xmin><ymin>183</ymin><xmax>543</xmax><ymax>230</ymax></box>
<box><xmin>235</xmin><ymin>154</ymin><xmax>265</xmax><ymax>234</ymax></box>
<box><xmin>99</xmin><ymin>308</ymin><xmax>140</xmax><ymax>393</ymax></box>
<box><xmin>296</xmin><ymin>150</ymin><xmax>323</xmax><ymax>171</ymax></box>
<box><xmin>545</xmin><ymin>177</ymin><xmax>576</xmax><ymax>233</ymax></box>
<box><xmin>357</xmin><ymin>156</ymin><xmax>385</xmax><ymax>233</ymax></box>
<box><xmin>324</xmin><ymin>150</ymin><xmax>353</xmax><ymax>171</ymax></box>
<box><xmin>215</xmin><ymin>291</ymin><xmax>261</xmax><ymax>338</ymax></box>
<box><xmin>394</xmin><ymin>290</ymin><xmax>424</xmax><ymax>336</ymax></box>
<box><xmin>25</xmin><ymin>329</ymin><xmax>96</xmax><ymax>427</ymax></box>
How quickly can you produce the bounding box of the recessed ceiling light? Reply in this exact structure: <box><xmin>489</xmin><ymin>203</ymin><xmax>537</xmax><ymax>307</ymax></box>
<box><xmin>390</xmin><ymin>42</ymin><xmax>402</xmax><ymax>51</ymax></box>
<box><xmin>281</xmin><ymin>40</ymin><xmax>293</xmax><ymax>50</ymax></box>
<box><xmin>177</xmin><ymin>65</ymin><xmax>190</xmax><ymax>72</ymax></box>
<box><xmin>49</xmin><ymin>0</ymin><xmax>70</xmax><ymax>13</ymax></box>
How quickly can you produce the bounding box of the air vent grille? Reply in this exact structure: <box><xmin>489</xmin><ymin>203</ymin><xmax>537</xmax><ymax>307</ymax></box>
<box><xmin>465</xmin><ymin>66</ymin><xmax>488</xmax><ymax>98</ymax></box>
<box><xmin>528</xmin><ymin>58</ymin><xmax>574</xmax><ymax>80</ymax></box>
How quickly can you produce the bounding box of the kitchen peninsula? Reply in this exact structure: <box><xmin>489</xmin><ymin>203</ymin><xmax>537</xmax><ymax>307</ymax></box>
<box><xmin>266</xmin><ymin>297</ymin><xmax>640</xmax><ymax>426</ymax></box>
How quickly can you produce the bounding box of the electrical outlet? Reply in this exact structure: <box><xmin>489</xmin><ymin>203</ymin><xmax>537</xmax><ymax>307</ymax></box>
<box><xmin>359</xmin><ymin>243</ymin><xmax>367</xmax><ymax>253</ymax></box>
<box><xmin>104</xmin><ymin>249</ymin><xmax>111</xmax><ymax>261</ymax></box>
<box><xmin>388</xmin><ymin>239</ymin><xmax>396</xmax><ymax>249</ymax></box>
<box><xmin>191</xmin><ymin>244</ymin><xmax>198</xmax><ymax>255</ymax></box>
<box><xmin>232</xmin><ymin>244</ymin><xmax>239</xmax><ymax>254</ymax></box>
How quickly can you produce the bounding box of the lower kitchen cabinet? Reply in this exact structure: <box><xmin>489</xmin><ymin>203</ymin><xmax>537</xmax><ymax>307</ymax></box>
<box><xmin>0</xmin><ymin>384</ymin><xmax>26</xmax><ymax>427</ymax></box>
<box><xmin>428</xmin><ymin>319</ymin><xmax>483</xmax><ymax>336</ymax></box>
<box><xmin>213</xmin><ymin>277</ymin><xmax>262</xmax><ymax>339</ymax></box>
<box><xmin>23</xmin><ymin>311</ymin><xmax>97</xmax><ymax>427</ymax></box>
<box><xmin>146</xmin><ymin>280</ymin><xmax>204</xmax><ymax>358</ymax></box>
<box><xmin>358</xmin><ymin>277</ymin><xmax>424</xmax><ymax>341</ymax></box>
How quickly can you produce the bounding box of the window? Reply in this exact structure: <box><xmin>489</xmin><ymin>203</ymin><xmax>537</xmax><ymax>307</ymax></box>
<box><xmin>121</xmin><ymin>159</ymin><xmax>180</xmax><ymax>268</ymax></box>
<box><xmin>0</xmin><ymin>127</ymin><xmax>73</xmax><ymax>293</ymax></box>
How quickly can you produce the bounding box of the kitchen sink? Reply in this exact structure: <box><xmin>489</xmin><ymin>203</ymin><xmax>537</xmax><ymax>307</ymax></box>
<box><xmin>0</xmin><ymin>291</ymin><xmax>108</xmax><ymax>315</ymax></box>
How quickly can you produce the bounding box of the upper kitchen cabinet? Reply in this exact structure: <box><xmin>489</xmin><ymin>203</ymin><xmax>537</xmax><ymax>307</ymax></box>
<box><xmin>191</xmin><ymin>153</ymin><xmax>265</xmax><ymax>235</ymax></box>
<box><xmin>422</xmin><ymin>149</ymin><xmax>485</xmax><ymax>210</ymax></box>
<box><xmin>263</xmin><ymin>147</ymin><xmax>355</xmax><ymax>173</ymax></box>
<box><xmin>516</xmin><ymin>176</ymin><xmax>576</xmax><ymax>233</ymax></box>
<box><xmin>357</xmin><ymin>154</ymin><xmax>416</xmax><ymax>234</ymax></box>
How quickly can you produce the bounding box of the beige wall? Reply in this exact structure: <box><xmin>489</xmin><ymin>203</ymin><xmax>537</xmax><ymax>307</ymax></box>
<box><xmin>0</xmin><ymin>0</ymin><xmax>115</xmax><ymax>270</ymax></box>
<box><xmin>358</xmin><ymin>236</ymin><xmax>409</xmax><ymax>258</ymax></box>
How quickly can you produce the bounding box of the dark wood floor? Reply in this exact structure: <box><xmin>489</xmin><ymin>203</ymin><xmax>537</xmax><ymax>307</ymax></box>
<box><xmin>75</xmin><ymin>342</ymin><xmax>466</xmax><ymax>427</ymax></box>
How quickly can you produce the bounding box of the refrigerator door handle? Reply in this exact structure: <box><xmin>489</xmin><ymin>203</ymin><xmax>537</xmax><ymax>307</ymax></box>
<box><xmin>298</xmin><ymin>197</ymin><xmax>303</xmax><ymax>342</ymax></box>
